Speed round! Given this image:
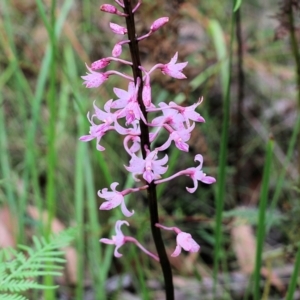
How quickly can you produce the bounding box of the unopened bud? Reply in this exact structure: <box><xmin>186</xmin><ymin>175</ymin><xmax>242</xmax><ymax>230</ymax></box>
<box><xmin>112</xmin><ymin>43</ymin><xmax>122</xmax><ymax>57</ymax></box>
<box><xmin>142</xmin><ymin>85</ymin><xmax>151</xmax><ymax>107</ymax></box>
<box><xmin>91</xmin><ymin>58</ymin><xmax>111</xmax><ymax>70</ymax></box>
<box><xmin>100</xmin><ymin>4</ymin><xmax>128</xmax><ymax>16</ymax></box>
<box><xmin>110</xmin><ymin>22</ymin><xmax>127</xmax><ymax>35</ymax></box>
<box><xmin>100</xmin><ymin>4</ymin><xmax>117</xmax><ymax>13</ymax></box>
<box><xmin>150</xmin><ymin>17</ymin><xmax>169</xmax><ymax>32</ymax></box>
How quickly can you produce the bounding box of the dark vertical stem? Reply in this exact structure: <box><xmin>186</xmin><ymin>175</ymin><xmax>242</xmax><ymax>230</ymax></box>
<box><xmin>234</xmin><ymin>7</ymin><xmax>244</xmax><ymax>204</ymax></box>
<box><xmin>122</xmin><ymin>1</ymin><xmax>174</xmax><ymax>299</ymax></box>
<box><xmin>287</xmin><ymin>1</ymin><xmax>300</xmax><ymax>178</ymax></box>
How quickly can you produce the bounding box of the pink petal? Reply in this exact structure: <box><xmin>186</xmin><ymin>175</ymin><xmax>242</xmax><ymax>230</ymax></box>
<box><xmin>120</xmin><ymin>201</ymin><xmax>134</xmax><ymax>217</ymax></box>
<box><xmin>152</xmin><ymin>165</ymin><xmax>168</xmax><ymax>176</ymax></box>
<box><xmin>186</xmin><ymin>177</ymin><xmax>198</xmax><ymax>193</ymax></box>
<box><xmin>100</xmin><ymin>201</ymin><xmax>117</xmax><ymax>210</ymax></box>
<box><xmin>99</xmin><ymin>238</ymin><xmax>115</xmax><ymax>245</ymax></box>
<box><xmin>110</xmin><ymin>182</ymin><xmax>119</xmax><ymax>191</ymax></box>
<box><xmin>171</xmin><ymin>245</ymin><xmax>182</xmax><ymax>257</ymax></box>
<box><xmin>143</xmin><ymin>170</ymin><xmax>154</xmax><ymax>183</ymax></box>
<box><xmin>115</xmin><ymin>220</ymin><xmax>129</xmax><ymax>235</ymax></box>
<box><xmin>174</xmin><ymin>140</ymin><xmax>189</xmax><ymax>152</ymax></box>
<box><xmin>170</xmin><ymin>52</ymin><xmax>178</xmax><ymax>65</ymax></box>
<box><xmin>156</xmin><ymin>136</ymin><xmax>172</xmax><ymax>151</ymax></box>
<box><xmin>201</xmin><ymin>176</ymin><xmax>216</xmax><ymax>184</ymax></box>
<box><xmin>114</xmin><ymin>245</ymin><xmax>123</xmax><ymax>257</ymax></box>
<box><xmin>79</xmin><ymin>135</ymin><xmax>94</xmax><ymax>142</ymax></box>
<box><xmin>194</xmin><ymin>154</ymin><xmax>203</xmax><ymax>169</ymax></box>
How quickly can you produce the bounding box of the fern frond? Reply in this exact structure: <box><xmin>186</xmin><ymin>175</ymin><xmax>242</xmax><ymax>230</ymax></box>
<box><xmin>1</xmin><ymin>279</ymin><xmax>58</xmax><ymax>292</ymax></box>
<box><xmin>0</xmin><ymin>227</ymin><xmax>76</xmax><ymax>298</ymax></box>
<box><xmin>0</xmin><ymin>294</ymin><xmax>28</xmax><ymax>300</ymax></box>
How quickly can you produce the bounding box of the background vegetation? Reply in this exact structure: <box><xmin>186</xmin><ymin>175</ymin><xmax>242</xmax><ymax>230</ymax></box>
<box><xmin>0</xmin><ymin>0</ymin><xmax>299</xmax><ymax>299</ymax></box>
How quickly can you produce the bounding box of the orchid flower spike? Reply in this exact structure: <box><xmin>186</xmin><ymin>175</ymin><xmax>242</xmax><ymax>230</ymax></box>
<box><xmin>156</xmin><ymin>223</ymin><xmax>200</xmax><ymax>257</ymax></box>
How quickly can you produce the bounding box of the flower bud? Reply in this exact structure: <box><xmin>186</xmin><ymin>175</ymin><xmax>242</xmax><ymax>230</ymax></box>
<box><xmin>100</xmin><ymin>4</ymin><xmax>118</xmax><ymax>14</ymax></box>
<box><xmin>150</xmin><ymin>17</ymin><xmax>169</xmax><ymax>32</ymax></box>
<box><xmin>100</xmin><ymin>4</ymin><xmax>128</xmax><ymax>16</ymax></box>
<box><xmin>112</xmin><ymin>43</ymin><xmax>122</xmax><ymax>57</ymax></box>
<box><xmin>91</xmin><ymin>58</ymin><xmax>110</xmax><ymax>70</ymax></box>
<box><xmin>110</xmin><ymin>22</ymin><xmax>127</xmax><ymax>35</ymax></box>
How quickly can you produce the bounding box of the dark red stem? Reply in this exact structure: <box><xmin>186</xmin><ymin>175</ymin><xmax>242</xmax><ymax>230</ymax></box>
<box><xmin>122</xmin><ymin>1</ymin><xmax>174</xmax><ymax>299</ymax></box>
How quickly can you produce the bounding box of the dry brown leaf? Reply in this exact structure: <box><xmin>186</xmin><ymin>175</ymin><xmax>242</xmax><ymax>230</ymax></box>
<box><xmin>231</xmin><ymin>220</ymin><xmax>256</xmax><ymax>274</ymax></box>
<box><xmin>0</xmin><ymin>205</ymin><xmax>17</xmax><ymax>248</ymax></box>
<box><xmin>231</xmin><ymin>217</ymin><xmax>284</xmax><ymax>292</ymax></box>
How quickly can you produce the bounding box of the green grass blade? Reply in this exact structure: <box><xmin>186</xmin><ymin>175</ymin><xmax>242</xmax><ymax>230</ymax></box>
<box><xmin>0</xmin><ymin>93</ymin><xmax>17</xmax><ymax>215</ymax></box>
<box><xmin>208</xmin><ymin>19</ymin><xmax>229</xmax><ymax>97</ymax></box>
<box><xmin>211</xmin><ymin>13</ymin><xmax>234</xmax><ymax>292</ymax></box>
<box><xmin>268</xmin><ymin>115</ymin><xmax>300</xmax><ymax>228</ymax></box>
<box><xmin>253</xmin><ymin>137</ymin><xmax>274</xmax><ymax>300</ymax></box>
<box><xmin>286</xmin><ymin>243</ymin><xmax>300</xmax><ymax>300</ymax></box>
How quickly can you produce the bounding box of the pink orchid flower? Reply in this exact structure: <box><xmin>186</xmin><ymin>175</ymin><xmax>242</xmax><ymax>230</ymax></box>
<box><xmin>147</xmin><ymin>52</ymin><xmax>188</xmax><ymax>79</ymax></box>
<box><xmin>156</xmin><ymin>123</ymin><xmax>195</xmax><ymax>152</ymax></box>
<box><xmin>111</xmin><ymin>81</ymin><xmax>137</xmax><ymax>109</ymax></box>
<box><xmin>155</xmin><ymin>154</ymin><xmax>216</xmax><ymax>193</ymax></box>
<box><xmin>79</xmin><ymin>114</ymin><xmax>114</xmax><ymax>151</ymax></box>
<box><xmin>81</xmin><ymin>64</ymin><xmax>109</xmax><ymax>88</ymax></box>
<box><xmin>98</xmin><ymin>182</ymin><xmax>135</xmax><ymax>217</ymax></box>
<box><xmin>125</xmin><ymin>149</ymin><xmax>168</xmax><ymax>183</ymax></box>
<box><xmin>100</xmin><ymin>220</ymin><xmax>159</xmax><ymax>261</ymax></box>
<box><xmin>79</xmin><ymin>100</ymin><xmax>117</xmax><ymax>151</ymax></box>
<box><xmin>111</xmin><ymin>80</ymin><xmax>146</xmax><ymax>124</ymax></box>
<box><xmin>92</xmin><ymin>99</ymin><xmax>116</xmax><ymax>125</ymax></box>
<box><xmin>150</xmin><ymin>102</ymin><xmax>185</xmax><ymax>130</ymax></box>
<box><xmin>156</xmin><ymin>224</ymin><xmax>200</xmax><ymax>257</ymax></box>
<box><xmin>169</xmin><ymin>98</ymin><xmax>205</xmax><ymax>126</ymax></box>
<box><xmin>160</xmin><ymin>52</ymin><xmax>188</xmax><ymax>79</ymax></box>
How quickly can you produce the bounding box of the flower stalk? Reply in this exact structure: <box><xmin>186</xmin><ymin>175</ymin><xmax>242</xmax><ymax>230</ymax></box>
<box><xmin>122</xmin><ymin>1</ymin><xmax>174</xmax><ymax>298</ymax></box>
